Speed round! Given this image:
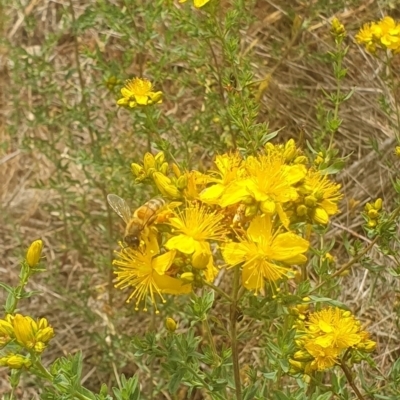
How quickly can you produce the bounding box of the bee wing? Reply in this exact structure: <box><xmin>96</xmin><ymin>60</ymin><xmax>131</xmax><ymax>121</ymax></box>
<box><xmin>107</xmin><ymin>194</ymin><xmax>132</xmax><ymax>224</ymax></box>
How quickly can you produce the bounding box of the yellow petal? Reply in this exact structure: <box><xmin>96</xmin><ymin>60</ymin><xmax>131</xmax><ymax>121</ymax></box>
<box><xmin>200</xmin><ymin>184</ymin><xmax>225</xmax><ymax>203</ymax></box>
<box><xmin>135</xmin><ymin>95</ymin><xmax>149</xmax><ymax>105</ymax></box>
<box><xmin>270</xmin><ymin>233</ymin><xmax>309</xmax><ymax>261</ymax></box>
<box><xmin>165</xmin><ymin>235</ymin><xmax>196</xmax><ymax>254</ymax></box>
<box><xmin>194</xmin><ymin>0</ymin><xmax>210</xmax><ymax>7</ymax></box>
<box><xmin>153</xmin><ymin>274</ymin><xmax>192</xmax><ymax>294</ymax></box>
<box><xmin>152</xmin><ymin>250</ymin><xmax>176</xmax><ymax>275</ymax></box>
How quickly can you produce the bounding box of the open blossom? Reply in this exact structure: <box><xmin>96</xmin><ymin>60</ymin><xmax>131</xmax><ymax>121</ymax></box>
<box><xmin>222</xmin><ymin>215</ymin><xmax>309</xmax><ymax>293</ymax></box>
<box><xmin>356</xmin><ymin>16</ymin><xmax>400</xmax><ymax>53</ymax></box>
<box><xmin>219</xmin><ymin>154</ymin><xmax>306</xmax><ymax>228</ymax></box>
<box><xmin>291</xmin><ymin>307</ymin><xmax>376</xmax><ymax>373</ymax></box>
<box><xmin>117</xmin><ymin>77</ymin><xmax>163</xmax><ymax>108</ymax></box>
<box><xmin>113</xmin><ymin>234</ymin><xmax>191</xmax><ymax>312</ymax></box>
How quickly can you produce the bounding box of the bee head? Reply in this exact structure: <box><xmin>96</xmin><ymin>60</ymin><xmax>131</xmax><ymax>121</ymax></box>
<box><xmin>124</xmin><ymin>235</ymin><xmax>140</xmax><ymax>249</ymax></box>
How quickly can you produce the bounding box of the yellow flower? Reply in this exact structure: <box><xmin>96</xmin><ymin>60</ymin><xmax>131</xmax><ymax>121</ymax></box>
<box><xmin>200</xmin><ymin>152</ymin><xmax>243</xmax><ymax>204</ymax></box>
<box><xmin>306</xmin><ymin>308</ymin><xmax>362</xmax><ymax>349</ymax></box>
<box><xmin>12</xmin><ymin>314</ymin><xmax>54</xmax><ymax>353</ymax></box>
<box><xmin>297</xmin><ymin>170</ymin><xmax>342</xmax><ymax>224</ymax></box>
<box><xmin>222</xmin><ymin>215</ymin><xmax>309</xmax><ymax>293</ymax></box>
<box><xmin>165</xmin><ymin>203</ymin><xmax>228</xmax><ymax>255</ymax></box>
<box><xmin>0</xmin><ymin>354</ymin><xmax>32</xmax><ymax>369</ymax></box>
<box><xmin>395</xmin><ymin>146</ymin><xmax>400</xmax><ymax>157</ymax></box>
<box><xmin>304</xmin><ymin>342</ymin><xmax>340</xmax><ymax>371</ymax></box>
<box><xmin>376</xmin><ymin>16</ymin><xmax>400</xmax><ymax>51</ymax></box>
<box><xmin>355</xmin><ymin>23</ymin><xmax>376</xmax><ymax>53</ymax></box>
<box><xmin>117</xmin><ymin>78</ymin><xmax>163</xmax><ymax>108</ymax></box>
<box><xmin>220</xmin><ymin>154</ymin><xmax>306</xmax><ymax>227</ymax></box>
<box><xmin>26</xmin><ymin>239</ymin><xmax>43</xmax><ymax>268</ymax></box>
<box><xmin>113</xmin><ymin>234</ymin><xmax>191</xmax><ymax>312</ymax></box>
<box><xmin>294</xmin><ymin>307</ymin><xmax>376</xmax><ymax>372</ymax></box>
<box><xmin>179</xmin><ymin>0</ymin><xmax>210</xmax><ymax>8</ymax></box>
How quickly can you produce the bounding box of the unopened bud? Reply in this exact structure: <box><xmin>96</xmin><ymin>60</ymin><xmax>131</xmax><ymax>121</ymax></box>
<box><xmin>192</xmin><ymin>251</ymin><xmax>210</xmax><ymax>270</ymax></box>
<box><xmin>131</xmin><ymin>163</ymin><xmax>143</xmax><ymax>177</ymax></box>
<box><xmin>180</xmin><ymin>272</ymin><xmax>194</xmax><ymax>284</ymax></box>
<box><xmin>143</xmin><ymin>153</ymin><xmax>156</xmax><ymax>172</ymax></box>
<box><xmin>171</xmin><ymin>163</ymin><xmax>181</xmax><ymax>178</ymax></box>
<box><xmin>165</xmin><ymin>317</ymin><xmax>177</xmax><ymax>332</ymax></box>
<box><xmin>374</xmin><ymin>198</ymin><xmax>382</xmax><ymax>210</ymax></box>
<box><xmin>26</xmin><ymin>240</ymin><xmax>43</xmax><ymax>268</ymax></box>
<box><xmin>153</xmin><ymin>172</ymin><xmax>181</xmax><ymax>199</ymax></box>
<box><xmin>176</xmin><ymin>174</ymin><xmax>188</xmax><ymax>190</ymax></box>
<box><xmin>159</xmin><ymin>162</ymin><xmax>169</xmax><ymax>175</ymax></box>
<box><xmin>296</xmin><ymin>204</ymin><xmax>307</xmax><ymax>217</ymax></box>
<box><xmin>155</xmin><ymin>151</ymin><xmax>165</xmax><ymax>166</ymax></box>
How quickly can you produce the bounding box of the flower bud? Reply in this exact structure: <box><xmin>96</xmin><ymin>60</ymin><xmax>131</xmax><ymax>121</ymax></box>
<box><xmin>143</xmin><ymin>153</ymin><xmax>156</xmax><ymax>172</ymax></box>
<box><xmin>171</xmin><ymin>163</ymin><xmax>181</xmax><ymax>178</ymax></box>
<box><xmin>0</xmin><ymin>354</ymin><xmax>32</xmax><ymax>369</ymax></box>
<box><xmin>26</xmin><ymin>240</ymin><xmax>43</xmax><ymax>268</ymax></box>
<box><xmin>159</xmin><ymin>162</ymin><xmax>169</xmax><ymax>175</ymax></box>
<box><xmin>131</xmin><ymin>163</ymin><xmax>143</xmax><ymax>177</ymax></box>
<box><xmin>304</xmin><ymin>195</ymin><xmax>317</xmax><ymax>208</ymax></box>
<box><xmin>296</xmin><ymin>204</ymin><xmax>307</xmax><ymax>217</ymax></box>
<box><xmin>367</xmin><ymin>209</ymin><xmax>378</xmax><ymax>219</ymax></box>
<box><xmin>374</xmin><ymin>198</ymin><xmax>382</xmax><ymax>210</ymax></box>
<box><xmin>155</xmin><ymin>151</ymin><xmax>165</xmax><ymax>166</ymax></box>
<box><xmin>165</xmin><ymin>317</ymin><xmax>177</xmax><ymax>333</ymax></box>
<box><xmin>153</xmin><ymin>172</ymin><xmax>181</xmax><ymax>199</ymax></box>
<box><xmin>176</xmin><ymin>174</ymin><xmax>188</xmax><ymax>190</ymax></box>
<box><xmin>295</xmin><ymin>155</ymin><xmax>308</xmax><ymax>164</ymax></box>
<box><xmin>192</xmin><ymin>251</ymin><xmax>210</xmax><ymax>270</ymax></box>
<box><xmin>180</xmin><ymin>272</ymin><xmax>195</xmax><ymax>283</ymax></box>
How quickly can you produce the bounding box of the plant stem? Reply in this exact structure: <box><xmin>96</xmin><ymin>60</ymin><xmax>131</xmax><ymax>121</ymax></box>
<box><xmin>230</xmin><ymin>266</ymin><xmax>242</xmax><ymax>400</ymax></box>
<box><xmin>340</xmin><ymin>357</ymin><xmax>365</xmax><ymax>400</ymax></box>
<box><xmin>203</xmin><ymin>316</ymin><xmax>220</xmax><ymax>367</ymax></box>
<box><xmin>204</xmin><ymin>281</ymin><xmax>234</xmax><ymax>303</ymax></box>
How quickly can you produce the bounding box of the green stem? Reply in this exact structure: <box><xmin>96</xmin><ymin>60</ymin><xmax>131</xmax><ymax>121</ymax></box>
<box><xmin>230</xmin><ymin>267</ymin><xmax>242</xmax><ymax>400</ymax></box>
<box><xmin>203</xmin><ymin>316</ymin><xmax>220</xmax><ymax>367</ymax></box>
<box><xmin>203</xmin><ymin>281</ymin><xmax>234</xmax><ymax>302</ymax></box>
<box><xmin>339</xmin><ymin>355</ymin><xmax>365</xmax><ymax>400</ymax></box>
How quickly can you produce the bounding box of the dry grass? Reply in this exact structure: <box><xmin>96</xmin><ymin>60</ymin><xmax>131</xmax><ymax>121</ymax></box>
<box><xmin>1</xmin><ymin>0</ymin><xmax>400</xmax><ymax>398</ymax></box>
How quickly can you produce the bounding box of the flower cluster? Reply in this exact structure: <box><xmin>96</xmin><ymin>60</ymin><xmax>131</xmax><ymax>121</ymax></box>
<box><xmin>356</xmin><ymin>16</ymin><xmax>400</xmax><ymax>54</ymax></box>
<box><xmin>0</xmin><ymin>314</ymin><xmax>54</xmax><ymax>369</ymax></box>
<box><xmin>363</xmin><ymin>198</ymin><xmax>383</xmax><ymax>228</ymax></box>
<box><xmin>290</xmin><ymin>307</ymin><xmax>376</xmax><ymax>373</ymax></box>
<box><xmin>112</xmin><ymin>139</ymin><xmax>343</xmax><ymax>311</ymax></box>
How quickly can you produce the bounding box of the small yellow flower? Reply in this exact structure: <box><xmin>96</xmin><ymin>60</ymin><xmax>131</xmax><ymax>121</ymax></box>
<box><xmin>165</xmin><ymin>203</ymin><xmax>228</xmax><ymax>255</ymax></box>
<box><xmin>395</xmin><ymin>146</ymin><xmax>400</xmax><ymax>157</ymax></box>
<box><xmin>0</xmin><ymin>354</ymin><xmax>32</xmax><ymax>369</ymax></box>
<box><xmin>26</xmin><ymin>239</ymin><xmax>43</xmax><ymax>268</ymax></box>
<box><xmin>165</xmin><ymin>317</ymin><xmax>177</xmax><ymax>332</ymax></box>
<box><xmin>179</xmin><ymin>0</ymin><xmax>211</xmax><ymax>8</ymax></box>
<box><xmin>293</xmin><ymin>307</ymin><xmax>376</xmax><ymax>372</ymax></box>
<box><xmin>117</xmin><ymin>77</ymin><xmax>163</xmax><ymax>108</ymax></box>
<box><xmin>220</xmin><ymin>154</ymin><xmax>306</xmax><ymax>228</ymax></box>
<box><xmin>12</xmin><ymin>314</ymin><xmax>54</xmax><ymax>353</ymax></box>
<box><xmin>113</xmin><ymin>234</ymin><xmax>191</xmax><ymax>312</ymax></box>
<box><xmin>222</xmin><ymin>215</ymin><xmax>309</xmax><ymax>293</ymax></box>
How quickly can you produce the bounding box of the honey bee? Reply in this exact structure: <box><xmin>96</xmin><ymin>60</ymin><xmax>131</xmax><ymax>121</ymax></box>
<box><xmin>107</xmin><ymin>194</ymin><xmax>166</xmax><ymax>249</ymax></box>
